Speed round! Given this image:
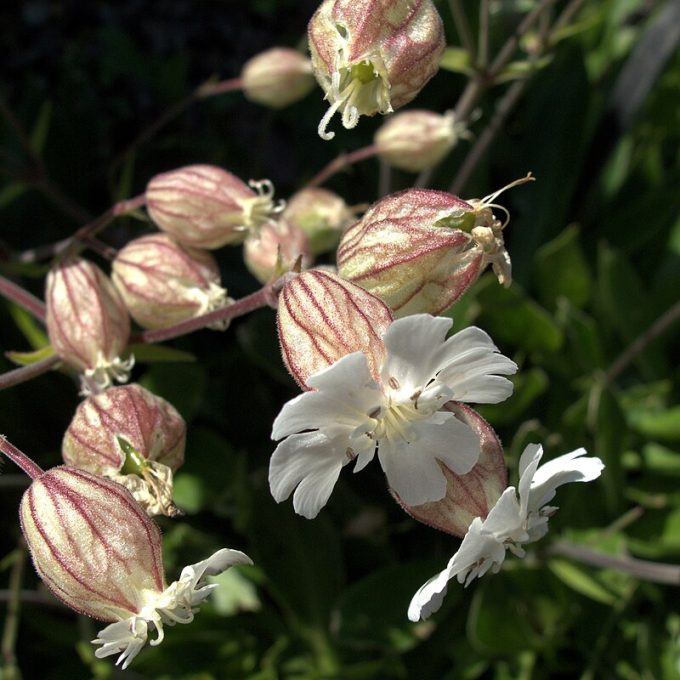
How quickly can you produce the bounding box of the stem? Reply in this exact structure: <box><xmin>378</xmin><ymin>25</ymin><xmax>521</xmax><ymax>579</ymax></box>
<box><xmin>1</xmin><ymin>546</ymin><xmax>26</xmax><ymax>680</ymax></box>
<box><xmin>18</xmin><ymin>194</ymin><xmax>145</xmax><ymax>263</ymax></box>
<box><xmin>377</xmin><ymin>158</ymin><xmax>391</xmax><ymax>198</ymax></box>
<box><xmin>549</xmin><ymin>541</ymin><xmax>680</xmax><ymax>585</ymax></box>
<box><xmin>0</xmin><ymin>275</ymin><xmax>46</xmax><ymax>321</ymax></box>
<box><xmin>478</xmin><ymin>0</ymin><xmax>490</xmax><ymax>69</ymax></box>
<box><xmin>139</xmin><ymin>280</ymin><xmax>285</xmax><ymax>344</ymax></box>
<box><xmin>606</xmin><ymin>300</ymin><xmax>680</xmax><ymax>383</ymax></box>
<box><xmin>197</xmin><ymin>77</ymin><xmax>244</xmax><ymax>98</ymax></box>
<box><xmin>0</xmin><ymin>437</ymin><xmax>44</xmax><ymax>479</ymax></box>
<box><xmin>450</xmin><ymin>77</ymin><xmax>530</xmax><ymax>194</ymax></box>
<box><xmin>0</xmin><ymin>354</ymin><xmax>60</xmax><ymax>391</ymax></box>
<box><xmin>305</xmin><ymin>145</ymin><xmax>379</xmax><ymax>189</ymax></box>
<box><xmin>447</xmin><ymin>0</ymin><xmax>476</xmax><ymax>57</ymax></box>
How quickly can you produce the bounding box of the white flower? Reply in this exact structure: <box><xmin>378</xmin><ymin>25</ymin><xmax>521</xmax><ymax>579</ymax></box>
<box><xmin>269</xmin><ymin>314</ymin><xmax>517</xmax><ymax>518</ymax></box>
<box><xmin>408</xmin><ymin>444</ymin><xmax>605</xmax><ymax>621</ymax></box>
<box><xmin>92</xmin><ymin>548</ymin><xmax>252</xmax><ymax>669</ymax></box>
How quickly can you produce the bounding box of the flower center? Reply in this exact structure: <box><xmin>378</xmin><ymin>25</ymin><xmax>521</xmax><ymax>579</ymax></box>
<box><xmin>318</xmin><ymin>58</ymin><xmax>392</xmax><ymax>141</ymax></box>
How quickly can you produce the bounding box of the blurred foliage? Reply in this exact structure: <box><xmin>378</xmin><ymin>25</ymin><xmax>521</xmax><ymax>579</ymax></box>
<box><xmin>1</xmin><ymin>0</ymin><xmax>679</xmax><ymax>679</ymax></box>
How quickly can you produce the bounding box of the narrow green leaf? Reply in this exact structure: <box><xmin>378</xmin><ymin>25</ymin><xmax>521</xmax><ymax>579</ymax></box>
<box><xmin>29</xmin><ymin>101</ymin><xmax>53</xmax><ymax>155</ymax></box>
<box><xmin>439</xmin><ymin>47</ymin><xmax>474</xmax><ymax>75</ymax></box>
<box><xmin>5</xmin><ymin>345</ymin><xmax>55</xmax><ymax>365</ymax></box>
<box><xmin>548</xmin><ymin>559</ymin><xmax>617</xmax><ymax>605</ymax></box>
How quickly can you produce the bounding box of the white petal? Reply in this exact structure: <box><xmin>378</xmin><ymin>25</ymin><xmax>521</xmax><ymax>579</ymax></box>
<box><xmin>269</xmin><ymin>431</ymin><xmax>350</xmax><ymax>518</ymax></box>
<box><xmin>481</xmin><ymin>486</ymin><xmax>523</xmax><ymax>538</ymax></box>
<box><xmin>379</xmin><ymin>438</ymin><xmax>448</xmax><ymax>506</ymax></box>
<box><xmin>272</xmin><ymin>353</ymin><xmax>380</xmax><ymax>440</ymax></box>
<box><xmin>93</xmin><ymin>617</ymin><xmax>149</xmax><ymax>670</ymax></box>
<box><xmin>434</xmin><ymin>327</ymin><xmax>517</xmax><ymax>403</ymax></box>
<box><xmin>408</xmin><ymin>568</ymin><xmax>451</xmax><ymax>622</ymax></box>
<box><xmin>528</xmin><ymin>448</ymin><xmax>605</xmax><ymax>512</ymax></box>
<box><xmin>518</xmin><ymin>444</ymin><xmax>543</xmax><ymax>519</ymax></box>
<box><xmin>411</xmin><ymin>411</ymin><xmax>480</xmax><ymax>476</ymax></box>
<box><xmin>381</xmin><ymin>314</ymin><xmax>453</xmax><ymax>391</ymax></box>
<box><xmin>179</xmin><ymin>548</ymin><xmax>253</xmax><ymax>585</ymax></box>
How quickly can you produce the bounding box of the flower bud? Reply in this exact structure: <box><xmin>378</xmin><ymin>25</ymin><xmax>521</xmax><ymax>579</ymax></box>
<box><xmin>337</xmin><ymin>189</ymin><xmax>483</xmax><ymax>316</ymax></box>
<box><xmin>46</xmin><ymin>258</ymin><xmax>132</xmax><ymax>390</ymax></box>
<box><xmin>112</xmin><ymin>233</ymin><xmax>232</xmax><ymax>330</ymax></box>
<box><xmin>375</xmin><ymin>110</ymin><xmax>465</xmax><ymax>172</ymax></box>
<box><xmin>146</xmin><ymin>165</ymin><xmax>282</xmax><ymax>249</ymax></box>
<box><xmin>309</xmin><ymin>0</ymin><xmax>445</xmax><ymax>140</ymax></box>
<box><xmin>241</xmin><ymin>47</ymin><xmax>315</xmax><ymax>108</ymax></box>
<box><xmin>19</xmin><ymin>466</ymin><xmax>251</xmax><ymax>669</ymax></box>
<box><xmin>277</xmin><ymin>269</ymin><xmax>393</xmax><ymax>388</ymax></box>
<box><xmin>243</xmin><ymin>219</ymin><xmax>313</xmax><ymax>284</ymax></box>
<box><xmin>62</xmin><ymin>384</ymin><xmax>186</xmax><ymax>517</ymax></box>
<box><xmin>282</xmin><ymin>187</ymin><xmax>354</xmax><ymax>254</ymax></box>
<box><xmin>393</xmin><ymin>403</ymin><xmax>507</xmax><ymax>537</ymax></box>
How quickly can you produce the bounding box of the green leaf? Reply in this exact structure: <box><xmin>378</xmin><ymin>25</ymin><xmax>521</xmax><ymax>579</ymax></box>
<box><xmin>641</xmin><ymin>443</ymin><xmax>680</xmax><ymax>476</ymax></box>
<box><xmin>6</xmin><ymin>305</ymin><xmax>49</xmax><ymax>350</ymax></box>
<box><xmin>5</xmin><ymin>345</ymin><xmax>55</xmax><ymax>365</ymax></box>
<box><xmin>0</xmin><ymin>182</ymin><xmax>28</xmax><ymax>209</ymax></box>
<box><xmin>126</xmin><ymin>343</ymin><xmax>196</xmax><ymax>364</ymax></box>
<box><xmin>29</xmin><ymin>101</ymin><xmax>53</xmax><ymax>155</ymax></box>
<box><xmin>629</xmin><ymin>407</ymin><xmax>680</xmax><ymax>442</ymax></box>
<box><xmin>475</xmin><ymin>277</ymin><xmax>563</xmax><ymax>355</ymax></box>
<box><xmin>334</xmin><ymin>561</ymin><xmax>454</xmax><ymax>652</ymax></box>
<box><xmin>439</xmin><ymin>47</ymin><xmax>474</xmax><ymax>75</ymax></box>
<box><xmin>248</xmin><ymin>489</ymin><xmax>344</xmax><ymax>628</ymax></box>
<box><xmin>534</xmin><ymin>225</ymin><xmax>592</xmax><ymax>310</ymax></box>
<box><xmin>548</xmin><ymin>559</ymin><xmax>617</xmax><ymax>605</ymax></box>
<box><xmin>495</xmin><ymin>55</ymin><xmax>554</xmax><ymax>84</ymax></box>
<box><xmin>478</xmin><ymin>367</ymin><xmax>548</xmax><ymax>426</ymax></box>
<box><xmin>139</xmin><ymin>363</ymin><xmax>207</xmax><ymax>421</ymax></box>
<box><xmin>210</xmin><ymin>567</ymin><xmax>261</xmax><ymax>616</ymax></box>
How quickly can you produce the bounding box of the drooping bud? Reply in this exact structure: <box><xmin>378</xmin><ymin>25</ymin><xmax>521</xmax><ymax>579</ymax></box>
<box><xmin>46</xmin><ymin>258</ymin><xmax>132</xmax><ymax>391</ymax></box>
<box><xmin>146</xmin><ymin>165</ymin><xmax>282</xmax><ymax>249</ymax></box>
<box><xmin>62</xmin><ymin>384</ymin><xmax>186</xmax><ymax>517</ymax></box>
<box><xmin>282</xmin><ymin>187</ymin><xmax>355</xmax><ymax>254</ymax></box>
<box><xmin>308</xmin><ymin>0</ymin><xmax>445</xmax><ymax>140</ymax></box>
<box><xmin>375</xmin><ymin>110</ymin><xmax>466</xmax><ymax>172</ymax></box>
<box><xmin>112</xmin><ymin>233</ymin><xmax>232</xmax><ymax>330</ymax></box>
<box><xmin>277</xmin><ymin>269</ymin><xmax>393</xmax><ymax>388</ymax></box>
<box><xmin>337</xmin><ymin>189</ymin><xmax>483</xmax><ymax>316</ymax></box>
<box><xmin>19</xmin><ymin>465</ymin><xmax>252</xmax><ymax>669</ymax></box>
<box><xmin>241</xmin><ymin>47</ymin><xmax>316</xmax><ymax>109</ymax></box>
<box><xmin>393</xmin><ymin>403</ymin><xmax>507</xmax><ymax>537</ymax></box>
<box><xmin>243</xmin><ymin>219</ymin><xmax>313</xmax><ymax>284</ymax></box>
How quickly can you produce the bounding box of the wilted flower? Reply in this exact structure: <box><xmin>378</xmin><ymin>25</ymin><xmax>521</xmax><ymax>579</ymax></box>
<box><xmin>394</xmin><ymin>402</ymin><xmax>507</xmax><ymax>537</ymax></box>
<box><xmin>308</xmin><ymin>0</ymin><xmax>445</xmax><ymax>139</ymax></box>
<box><xmin>375</xmin><ymin>110</ymin><xmax>467</xmax><ymax>172</ymax></box>
<box><xmin>277</xmin><ymin>269</ymin><xmax>393</xmax><ymax>388</ymax></box>
<box><xmin>46</xmin><ymin>258</ymin><xmax>132</xmax><ymax>391</ymax></box>
<box><xmin>337</xmin><ymin>179</ymin><xmax>533</xmax><ymax>316</ymax></box>
<box><xmin>408</xmin><ymin>444</ymin><xmax>605</xmax><ymax>621</ymax></box>
<box><xmin>62</xmin><ymin>383</ymin><xmax>186</xmax><ymax>516</ymax></box>
<box><xmin>241</xmin><ymin>47</ymin><xmax>315</xmax><ymax>108</ymax></box>
<box><xmin>19</xmin><ymin>465</ymin><xmax>252</xmax><ymax>669</ymax></box>
<box><xmin>112</xmin><ymin>233</ymin><xmax>232</xmax><ymax>330</ymax></box>
<box><xmin>270</xmin><ymin>313</ymin><xmax>517</xmax><ymax>518</ymax></box>
<box><xmin>146</xmin><ymin>165</ymin><xmax>282</xmax><ymax>249</ymax></box>
<box><xmin>243</xmin><ymin>218</ymin><xmax>313</xmax><ymax>284</ymax></box>
<box><xmin>282</xmin><ymin>187</ymin><xmax>355</xmax><ymax>254</ymax></box>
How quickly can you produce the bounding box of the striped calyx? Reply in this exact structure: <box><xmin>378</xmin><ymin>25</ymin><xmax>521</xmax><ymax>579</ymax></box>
<box><xmin>146</xmin><ymin>164</ymin><xmax>281</xmax><ymax>249</ymax></box>
<box><xmin>392</xmin><ymin>403</ymin><xmax>507</xmax><ymax>537</ymax></box>
<box><xmin>309</xmin><ymin>0</ymin><xmax>445</xmax><ymax>139</ymax></box>
<box><xmin>243</xmin><ymin>218</ymin><xmax>313</xmax><ymax>284</ymax></box>
<box><xmin>112</xmin><ymin>233</ymin><xmax>232</xmax><ymax>330</ymax></box>
<box><xmin>62</xmin><ymin>384</ymin><xmax>186</xmax><ymax>517</ymax></box>
<box><xmin>277</xmin><ymin>269</ymin><xmax>393</xmax><ymax>389</ymax></box>
<box><xmin>19</xmin><ymin>466</ymin><xmax>165</xmax><ymax>622</ymax></box>
<box><xmin>241</xmin><ymin>47</ymin><xmax>315</xmax><ymax>109</ymax></box>
<box><xmin>282</xmin><ymin>187</ymin><xmax>354</xmax><ymax>255</ymax></box>
<box><xmin>45</xmin><ymin>258</ymin><xmax>132</xmax><ymax>389</ymax></box>
<box><xmin>337</xmin><ymin>189</ymin><xmax>485</xmax><ymax>317</ymax></box>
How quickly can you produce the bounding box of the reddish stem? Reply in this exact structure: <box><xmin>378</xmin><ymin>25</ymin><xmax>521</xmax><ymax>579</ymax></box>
<box><xmin>197</xmin><ymin>77</ymin><xmax>244</xmax><ymax>98</ymax></box>
<box><xmin>305</xmin><ymin>145</ymin><xmax>380</xmax><ymax>189</ymax></box>
<box><xmin>0</xmin><ymin>437</ymin><xmax>44</xmax><ymax>480</ymax></box>
<box><xmin>138</xmin><ymin>277</ymin><xmax>289</xmax><ymax>344</ymax></box>
<box><xmin>0</xmin><ymin>276</ymin><xmax>46</xmax><ymax>322</ymax></box>
<box><xmin>0</xmin><ymin>355</ymin><xmax>60</xmax><ymax>391</ymax></box>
